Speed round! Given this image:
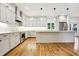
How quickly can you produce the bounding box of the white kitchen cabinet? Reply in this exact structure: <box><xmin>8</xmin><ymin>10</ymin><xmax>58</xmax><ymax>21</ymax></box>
<box><xmin>0</xmin><ymin>4</ymin><xmax>15</xmax><ymax>26</ymax></box>
<box><xmin>0</xmin><ymin>32</ymin><xmax>21</xmax><ymax>56</ymax></box>
<box><xmin>9</xmin><ymin>33</ymin><xmax>20</xmax><ymax>50</ymax></box>
<box><xmin>27</xmin><ymin>31</ymin><xmax>36</xmax><ymax>37</ymax></box>
<box><xmin>11</xmin><ymin>12</ymin><xmax>15</xmax><ymax>26</ymax></box>
<box><xmin>5</xmin><ymin>6</ymin><xmax>15</xmax><ymax>25</ymax></box>
<box><xmin>6</xmin><ymin>7</ymin><xmax>11</xmax><ymax>23</ymax></box>
<box><xmin>0</xmin><ymin>4</ymin><xmax>6</xmax><ymax>23</ymax></box>
<box><xmin>15</xmin><ymin>33</ymin><xmax>20</xmax><ymax>46</ymax></box>
<box><xmin>0</xmin><ymin>34</ymin><xmax>10</xmax><ymax>56</ymax></box>
<box><xmin>9</xmin><ymin>33</ymin><xmax>16</xmax><ymax>49</ymax></box>
<box><xmin>25</xmin><ymin>32</ymin><xmax>28</xmax><ymax>38</ymax></box>
<box><xmin>8</xmin><ymin>10</ymin><xmax>15</xmax><ymax>24</ymax></box>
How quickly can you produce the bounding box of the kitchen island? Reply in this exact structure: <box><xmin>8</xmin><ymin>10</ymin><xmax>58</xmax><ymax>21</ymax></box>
<box><xmin>0</xmin><ymin>26</ymin><xmax>75</xmax><ymax>43</ymax></box>
<box><xmin>36</xmin><ymin>31</ymin><xmax>75</xmax><ymax>43</ymax></box>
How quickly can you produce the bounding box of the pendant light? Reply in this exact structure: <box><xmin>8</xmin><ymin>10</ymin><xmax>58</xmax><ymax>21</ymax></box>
<box><xmin>66</xmin><ymin>8</ymin><xmax>69</xmax><ymax>22</ymax></box>
<box><xmin>40</xmin><ymin>8</ymin><xmax>43</xmax><ymax>27</ymax></box>
<box><xmin>53</xmin><ymin>8</ymin><xmax>56</xmax><ymax>21</ymax></box>
<box><xmin>40</xmin><ymin>8</ymin><xmax>43</xmax><ymax>20</ymax></box>
<box><xmin>40</xmin><ymin>8</ymin><xmax>43</xmax><ymax>16</ymax></box>
<box><xmin>66</xmin><ymin>8</ymin><xmax>70</xmax><ymax>31</ymax></box>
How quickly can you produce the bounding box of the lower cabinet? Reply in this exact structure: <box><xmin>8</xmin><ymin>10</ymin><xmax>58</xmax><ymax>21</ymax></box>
<box><xmin>15</xmin><ymin>33</ymin><xmax>20</xmax><ymax>46</ymax></box>
<box><xmin>0</xmin><ymin>32</ymin><xmax>21</xmax><ymax>56</ymax></box>
<box><xmin>9</xmin><ymin>33</ymin><xmax>16</xmax><ymax>50</ymax></box>
<box><xmin>0</xmin><ymin>35</ymin><xmax>10</xmax><ymax>55</ymax></box>
<box><xmin>9</xmin><ymin>33</ymin><xmax>20</xmax><ymax>50</ymax></box>
<box><xmin>27</xmin><ymin>31</ymin><xmax>36</xmax><ymax>37</ymax></box>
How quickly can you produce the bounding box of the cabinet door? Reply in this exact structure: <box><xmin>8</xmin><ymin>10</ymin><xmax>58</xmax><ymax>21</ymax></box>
<box><xmin>0</xmin><ymin>4</ymin><xmax>6</xmax><ymax>23</ymax></box>
<box><xmin>10</xmin><ymin>12</ymin><xmax>15</xmax><ymax>25</ymax></box>
<box><xmin>30</xmin><ymin>32</ymin><xmax>36</xmax><ymax>37</ymax></box>
<box><xmin>7</xmin><ymin>9</ymin><xmax>15</xmax><ymax>26</ymax></box>
<box><xmin>27</xmin><ymin>31</ymin><xmax>36</xmax><ymax>37</ymax></box>
<box><xmin>0</xmin><ymin>4</ymin><xmax>15</xmax><ymax>25</ymax></box>
<box><xmin>6</xmin><ymin>7</ymin><xmax>10</xmax><ymax>23</ymax></box>
<box><xmin>15</xmin><ymin>33</ymin><xmax>20</xmax><ymax>46</ymax></box>
<box><xmin>9</xmin><ymin>33</ymin><xmax>16</xmax><ymax>49</ymax></box>
<box><xmin>0</xmin><ymin>36</ymin><xmax>9</xmax><ymax>55</ymax></box>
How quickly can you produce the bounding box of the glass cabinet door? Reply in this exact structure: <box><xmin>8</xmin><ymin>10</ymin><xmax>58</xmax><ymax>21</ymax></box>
<box><xmin>51</xmin><ymin>23</ymin><xmax>54</xmax><ymax>29</ymax></box>
<box><xmin>47</xmin><ymin>23</ymin><xmax>51</xmax><ymax>29</ymax></box>
<box><xmin>47</xmin><ymin>23</ymin><xmax>54</xmax><ymax>30</ymax></box>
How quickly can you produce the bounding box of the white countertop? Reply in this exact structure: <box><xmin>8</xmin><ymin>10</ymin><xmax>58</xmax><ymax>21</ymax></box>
<box><xmin>0</xmin><ymin>27</ymin><xmax>75</xmax><ymax>34</ymax></box>
<box><xmin>36</xmin><ymin>31</ymin><xmax>75</xmax><ymax>33</ymax></box>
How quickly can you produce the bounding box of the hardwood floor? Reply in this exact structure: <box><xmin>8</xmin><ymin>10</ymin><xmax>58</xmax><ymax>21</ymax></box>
<box><xmin>6</xmin><ymin>37</ymin><xmax>79</xmax><ymax>56</ymax></box>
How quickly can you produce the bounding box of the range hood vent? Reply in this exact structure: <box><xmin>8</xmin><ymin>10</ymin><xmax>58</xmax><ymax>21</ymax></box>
<box><xmin>15</xmin><ymin>20</ymin><xmax>22</xmax><ymax>22</ymax></box>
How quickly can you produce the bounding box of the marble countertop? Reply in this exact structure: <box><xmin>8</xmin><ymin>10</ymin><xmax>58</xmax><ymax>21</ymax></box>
<box><xmin>36</xmin><ymin>31</ymin><xmax>75</xmax><ymax>33</ymax></box>
<box><xmin>0</xmin><ymin>27</ymin><xmax>75</xmax><ymax>34</ymax></box>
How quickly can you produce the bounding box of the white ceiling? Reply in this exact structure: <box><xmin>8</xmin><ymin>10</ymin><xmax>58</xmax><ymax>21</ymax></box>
<box><xmin>15</xmin><ymin>3</ymin><xmax>79</xmax><ymax>17</ymax></box>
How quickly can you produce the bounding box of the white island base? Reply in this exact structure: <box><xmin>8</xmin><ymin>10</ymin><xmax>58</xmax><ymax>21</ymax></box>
<box><xmin>36</xmin><ymin>31</ymin><xmax>75</xmax><ymax>43</ymax></box>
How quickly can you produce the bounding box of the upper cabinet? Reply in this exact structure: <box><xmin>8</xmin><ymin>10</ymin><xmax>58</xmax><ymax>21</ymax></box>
<box><xmin>0</xmin><ymin>4</ymin><xmax>15</xmax><ymax>26</ymax></box>
<box><xmin>0</xmin><ymin>3</ymin><xmax>26</xmax><ymax>27</ymax></box>
<box><xmin>0</xmin><ymin>4</ymin><xmax>6</xmax><ymax>23</ymax></box>
<box><xmin>6</xmin><ymin>7</ymin><xmax>15</xmax><ymax>25</ymax></box>
<box><xmin>15</xmin><ymin>6</ymin><xmax>23</xmax><ymax>26</ymax></box>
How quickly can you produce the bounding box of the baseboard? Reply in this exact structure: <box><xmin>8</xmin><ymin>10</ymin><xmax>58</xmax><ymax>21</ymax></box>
<box><xmin>36</xmin><ymin>42</ymin><xmax>74</xmax><ymax>44</ymax></box>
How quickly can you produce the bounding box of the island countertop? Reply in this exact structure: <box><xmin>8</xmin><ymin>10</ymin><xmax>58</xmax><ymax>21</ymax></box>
<box><xmin>0</xmin><ymin>27</ymin><xmax>75</xmax><ymax>34</ymax></box>
<box><xmin>36</xmin><ymin>31</ymin><xmax>75</xmax><ymax>33</ymax></box>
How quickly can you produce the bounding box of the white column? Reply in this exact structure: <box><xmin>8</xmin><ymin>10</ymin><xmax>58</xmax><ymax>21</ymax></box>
<box><xmin>74</xmin><ymin>36</ymin><xmax>79</xmax><ymax>50</ymax></box>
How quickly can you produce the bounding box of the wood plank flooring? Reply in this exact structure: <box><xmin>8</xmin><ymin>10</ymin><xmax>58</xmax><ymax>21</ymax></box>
<box><xmin>6</xmin><ymin>37</ymin><xmax>79</xmax><ymax>56</ymax></box>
